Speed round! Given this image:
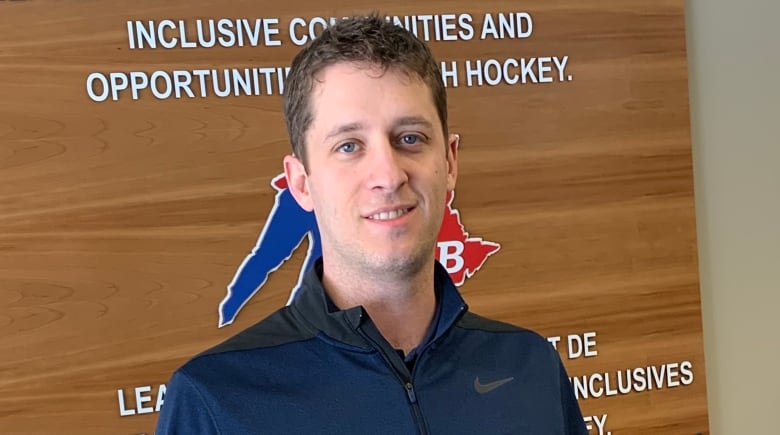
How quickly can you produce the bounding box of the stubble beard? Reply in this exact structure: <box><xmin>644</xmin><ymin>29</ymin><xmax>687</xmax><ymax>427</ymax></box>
<box><xmin>371</xmin><ymin>234</ymin><xmax>433</xmax><ymax>278</ymax></box>
<box><xmin>335</xmin><ymin>226</ymin><xmax>437</xmax><ymax>283</ymax></box>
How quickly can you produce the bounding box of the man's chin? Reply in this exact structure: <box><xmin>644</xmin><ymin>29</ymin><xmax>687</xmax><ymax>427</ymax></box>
<box><xmin>362</xmin><ymin>250</ymin><xmax>432</xmax><ymax>277</ymax></box>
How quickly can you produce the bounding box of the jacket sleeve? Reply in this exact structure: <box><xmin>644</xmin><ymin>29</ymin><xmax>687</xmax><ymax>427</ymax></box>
<box><xmin>155</xmin><ymin>369</ymin><xmax>220</xmax><ymax>435</ymax></box>
<box><xmin>557</xmin><ymin>357</ymin><xmax>589</xmax><ymax>435</ymax></box>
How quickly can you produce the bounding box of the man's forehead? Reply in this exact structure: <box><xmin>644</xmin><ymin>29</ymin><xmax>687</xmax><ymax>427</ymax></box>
<box><xmin>312</xmin><ymin>61</ymin><xmax>422</xmax><ymax>88</ymax></box>
<box><xmin>308</xmin><ymin>62</ymin><xmax>439</xmax><ymax>132</ymax></box>
<box><xmin>308</xmin><ymin>62</ymin><xmax>433</xmax><ymax>114</ymax></box>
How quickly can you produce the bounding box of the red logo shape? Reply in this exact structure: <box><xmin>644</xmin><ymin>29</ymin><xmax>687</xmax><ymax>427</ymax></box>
<box><xmin>436</xmin><ymin>191</ymin><xmax>501</xmax><ymax>285</ymax></box>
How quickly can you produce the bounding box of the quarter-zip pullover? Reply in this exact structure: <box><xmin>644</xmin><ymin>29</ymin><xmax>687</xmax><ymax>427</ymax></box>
<box><xmin>156</xmin><ymin>260</ymin><xmax>588</xmax><ymax>434</ymax></box>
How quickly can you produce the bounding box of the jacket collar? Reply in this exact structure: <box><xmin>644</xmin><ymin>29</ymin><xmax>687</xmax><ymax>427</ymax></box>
<box><xmin>289</xmin><ymin>258</ymin><xmax>468</xmax><ymax>351</ymax></box>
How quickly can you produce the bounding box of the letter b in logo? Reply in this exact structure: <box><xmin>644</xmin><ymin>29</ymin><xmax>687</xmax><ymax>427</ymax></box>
<box><xmin>437</xmin><ymin>241</ymin><xmax>465</xmax><ymax>273</ymax></box>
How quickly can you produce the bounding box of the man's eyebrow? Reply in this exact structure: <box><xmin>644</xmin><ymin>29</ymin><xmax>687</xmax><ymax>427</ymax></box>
<box><xmin>324</xmin><ymin>122</ymin><xmax>364</xmax><ymax>141</ymax></box>
<box><xmin>323</xmin><ymin>117</ymin><xmax>434</xmax><ymax>141</ymax></box>
<box><xmin>395</xmin><ymin>116</ymin><xmax>435</xmax><ymax>130</ymax></box>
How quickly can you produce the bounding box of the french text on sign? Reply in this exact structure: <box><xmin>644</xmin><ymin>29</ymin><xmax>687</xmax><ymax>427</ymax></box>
<box><xmin>568</xmin><ymin>331</ymin><xmax>598</xmax><ymax>359</ymax></box>
<box><xmin>584</xmin><ymin>414</ymin><xmax>609</xmax><ymax>435</ymax></box>
<box><xmin>545</xmin><ymin>332</ymin><xmax>596</xmax><ymax>358</ymax></box>
<box><xmin>117</xmin><ymin>384</ymin><xmax>166</xmax><ymax>417</ymax></box>
<box><xmin>570</xmin><ymin>361</ymin><xmax>695</xmax><ymax>400</ymax></box>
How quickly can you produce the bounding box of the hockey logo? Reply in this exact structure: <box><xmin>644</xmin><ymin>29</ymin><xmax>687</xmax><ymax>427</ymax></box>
<box><xmin>219</xmin><ymin>173</ymin><xmax>500</xmax><ymax>327</ymax></box>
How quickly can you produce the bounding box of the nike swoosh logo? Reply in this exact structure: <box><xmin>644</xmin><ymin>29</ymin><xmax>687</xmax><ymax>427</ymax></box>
<box><xmin>474</xmin><ymin>376</ymin><xmax>515</xmax><ymax>394</ymax></box>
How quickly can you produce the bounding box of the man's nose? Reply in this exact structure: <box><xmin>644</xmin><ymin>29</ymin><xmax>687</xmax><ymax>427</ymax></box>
<box><xmin>366</xmin><ymin>140</ymin><xmax>409</xmax><ymax>192</ymax></box>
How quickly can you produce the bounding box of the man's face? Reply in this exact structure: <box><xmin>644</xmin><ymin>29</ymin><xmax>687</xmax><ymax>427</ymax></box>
<box><xmin>284</xmin><ymin>62</ymin><xmax>458</xmax><ymax>277</ymax></box>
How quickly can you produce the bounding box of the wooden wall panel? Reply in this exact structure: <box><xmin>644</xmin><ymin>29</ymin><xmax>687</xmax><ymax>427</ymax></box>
<box><xmin>0</xmin><ymin>0</ymin><xmax>708</xmax><ymax>433</ymax></box>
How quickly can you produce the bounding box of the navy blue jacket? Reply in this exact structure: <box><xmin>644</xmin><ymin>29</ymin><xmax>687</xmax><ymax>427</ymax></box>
<box><xmin>156</xmin><ymin>261</ymin><xmax>587</xmax><ymax>434</ymax></box>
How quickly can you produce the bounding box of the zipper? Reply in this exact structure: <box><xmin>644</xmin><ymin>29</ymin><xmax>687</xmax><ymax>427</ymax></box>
<box><xmin>404</xmin><ymin>381</ymin><xmax>428</xmax><ymax>435</ymax></box>
<box><xmin>356</xmin><ymin>326</ymin><xmax>429</xmax><ymax>435</ymax></box>
<box><xmin>353</xmin><ymin>304</ymin><xmax>466</xmax><ymax>435</ymax></box>
<box><xmin>404</xmin><ymin>382</ymin><xmax>417</xmax><ymax>403</ymax></box>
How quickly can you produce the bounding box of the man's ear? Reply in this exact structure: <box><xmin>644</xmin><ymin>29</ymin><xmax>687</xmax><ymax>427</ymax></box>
<box><xmin>283</xmin><ymin>154</ymin><xmax>314</xmax><ymax>212</ymax></box>
<box><xmin>446</xmin><ymin>133</ymin><xmax>459</xmax><ymax>192</ymax></box>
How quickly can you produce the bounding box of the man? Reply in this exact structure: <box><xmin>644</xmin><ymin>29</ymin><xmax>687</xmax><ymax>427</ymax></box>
<box><xmin>157</xmin><ymin>14</ymin><xmax>587</xmax><ymax>434</ymax></box>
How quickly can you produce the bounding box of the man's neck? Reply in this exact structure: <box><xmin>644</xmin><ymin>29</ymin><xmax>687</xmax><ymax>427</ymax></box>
<box><xmin>321</xmin><ymin>260</ymin><xmax>437</xmax><ymax>355</ymax></box>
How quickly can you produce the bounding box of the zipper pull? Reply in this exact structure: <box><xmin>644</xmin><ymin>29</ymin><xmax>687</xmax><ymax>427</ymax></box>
<box><xmin>404</xmin><ymin>382</ymin><xmax>417</xmax><ymax>404</ymax></box>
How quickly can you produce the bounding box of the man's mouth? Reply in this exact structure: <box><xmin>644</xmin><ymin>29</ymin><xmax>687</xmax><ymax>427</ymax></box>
<box><xmin>367</xmin><ymin>207</ymin><xmax>413</xmax><ymax>221</ymax></box>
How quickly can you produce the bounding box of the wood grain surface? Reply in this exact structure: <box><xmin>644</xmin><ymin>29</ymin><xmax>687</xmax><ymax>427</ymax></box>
<box><xmin>0</xmin><ymin>0</ymin><xmax>708</xmax><ymax>433</ymax></box>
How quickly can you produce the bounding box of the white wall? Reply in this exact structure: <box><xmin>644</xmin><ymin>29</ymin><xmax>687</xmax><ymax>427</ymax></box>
<box><xmin>686</xmin><ymin>0</ymin><xmax>780</xmax><ymax>433</ymax></box>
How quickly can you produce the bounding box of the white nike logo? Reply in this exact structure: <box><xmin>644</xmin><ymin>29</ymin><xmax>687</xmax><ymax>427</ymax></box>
<box><xmin>473</xmin><ymin>376</ymin><xmax>515</xmax><ymax>394</ymax></box>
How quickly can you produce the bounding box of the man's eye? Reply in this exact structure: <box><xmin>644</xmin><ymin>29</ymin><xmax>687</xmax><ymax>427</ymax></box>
<box><xmin>400</xmin><ymin>134</ymin><xmax>421</xmax><ymax>145</ymax></box>
<box><xmin>337</xmin><ymin>142</ymin><xmax>357</xmax><ymax>153</ymax></box>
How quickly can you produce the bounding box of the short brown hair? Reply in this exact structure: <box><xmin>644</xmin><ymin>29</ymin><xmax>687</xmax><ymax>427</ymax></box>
<box><xmin>282</xmin><ymin>14</ymin><xmax>448</xmax><ymax>167</ymax></box>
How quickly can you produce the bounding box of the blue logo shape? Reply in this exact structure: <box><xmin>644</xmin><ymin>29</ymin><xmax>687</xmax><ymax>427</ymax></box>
<box><xmin>218</xmin><ymin>174</ymin><xmax>321</xmax><ymax>327</ymax></box>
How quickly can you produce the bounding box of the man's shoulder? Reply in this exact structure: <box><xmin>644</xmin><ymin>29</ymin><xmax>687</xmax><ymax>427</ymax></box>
<box><xmin>457</xmin><ymin>311</ymin><xmax>533</xmax><ymax>334</ymax></box>
<box><xmin>191</xmin><ymin>305</ymin><xmax>315</xmax><ymax>362</ymax></box>
<box><xmin>456</xmin><ymin>311</ymin><xmax>552</xmax><ymax>347</ymax></box>
<box><xmin>453</xmin><ymin>311</ymin><xmax>563</xmax><ymax>379</ymax></box>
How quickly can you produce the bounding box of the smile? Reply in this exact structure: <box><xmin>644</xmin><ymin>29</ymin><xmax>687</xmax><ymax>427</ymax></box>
<box><xmin>367</xmin><ymin>207</ymin><xmax>413</xmax><ymax>221</ymax></box>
